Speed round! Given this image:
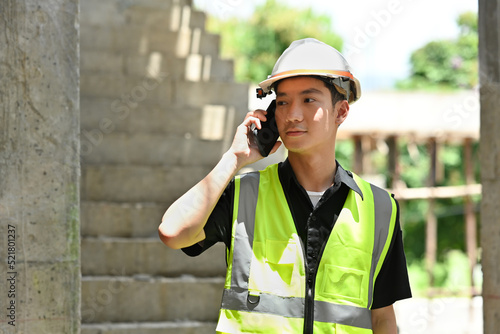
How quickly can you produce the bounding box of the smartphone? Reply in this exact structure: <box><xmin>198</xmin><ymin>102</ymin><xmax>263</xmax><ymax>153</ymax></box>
<box><xmin>252</xmin><ymin>99</ymin><xmax>279</xmax><ymax>157</ymax></box>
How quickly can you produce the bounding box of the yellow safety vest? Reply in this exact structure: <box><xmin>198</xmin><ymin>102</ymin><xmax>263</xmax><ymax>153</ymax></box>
<box><xmin>216</xmin><ymin>164</ymin><xmax>397</xmax><ymax>333</ymax></box>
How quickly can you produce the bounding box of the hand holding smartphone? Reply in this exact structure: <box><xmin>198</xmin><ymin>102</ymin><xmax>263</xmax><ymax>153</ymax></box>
<box><xmin>252</xmin><ymin>99</ymin><xmax>280</xmax><ymax>157</ymax></box>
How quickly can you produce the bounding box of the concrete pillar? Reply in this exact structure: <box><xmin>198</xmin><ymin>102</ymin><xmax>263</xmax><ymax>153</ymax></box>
<box><xmin>0</xmin><ymin>1</ymin><xmax>80</xmax><ymax>333</ymax></box>
<box><xmin>479</xmin><ymin>0</ymin><xmax>500</xmax><ymax>333</ymax></box>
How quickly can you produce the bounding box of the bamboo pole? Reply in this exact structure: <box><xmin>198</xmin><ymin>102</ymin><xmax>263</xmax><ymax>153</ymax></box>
<box><xmin>463</xmin><ymin>138</ymin><xmax>477</xmax><ymax>295</ymax></box>
<box><xmin>353</xmin><ymin>135</ymin><xmax>364</xmax><ymax>175</ymax></box>
<box><xmin>387</xmin><ymin>135</ymin><xmax>399</xmax><ymax>189</ymax></box>
<box><xmin>425</xmin><ymin>138</ymin><xmax>438</xmax><ymax>291</ymax></box>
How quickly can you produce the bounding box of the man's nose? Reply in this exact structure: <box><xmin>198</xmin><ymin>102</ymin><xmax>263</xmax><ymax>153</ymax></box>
<box><xmin>286</xmin><ymin>101</ymin><xmax>303</xmax><ymax>123</ymax></box>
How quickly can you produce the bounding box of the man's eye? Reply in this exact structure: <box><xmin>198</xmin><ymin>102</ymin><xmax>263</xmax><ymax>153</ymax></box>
<box><xmin>304</xmin><ymin>98</ymin><xmax>315</xmax><ymax>103</ymax></box>
<box><xmin>277</xmin><ymin>100</ymin><xmax>287</xmax><ymax>106</ymax></box>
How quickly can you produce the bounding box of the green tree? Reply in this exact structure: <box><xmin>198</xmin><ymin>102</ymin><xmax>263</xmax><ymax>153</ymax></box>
<box><xmin>206</xmin><ymin>0</ymin><xmax>343</xmax><ymax>83</ymax></box>
<box><xmin>397</xmin><ymin>11</ymin><xmax>478</xmax><ymax>90</ymax></box>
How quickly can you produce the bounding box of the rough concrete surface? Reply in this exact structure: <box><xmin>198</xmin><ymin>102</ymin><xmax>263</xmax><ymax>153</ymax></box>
<box><xmin>479</xmin><ymin>0</ymin><xmax>500</xmax><ymax>332</ymax></box>
<box><xmin>0</xmin><ymin>0</ymin><xmax>80</xmax><ymax>333</ymax></box>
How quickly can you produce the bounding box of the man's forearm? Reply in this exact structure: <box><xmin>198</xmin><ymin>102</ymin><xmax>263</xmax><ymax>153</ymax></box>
<box><xmin>158</xmin><ymin>151</ymin><xmax>239</xmax><ymax>249</ymax></box>
<box><xmin>372</xmin><ymin>305</ymin><xmax>397</xmax><ymax>334</ymax></box>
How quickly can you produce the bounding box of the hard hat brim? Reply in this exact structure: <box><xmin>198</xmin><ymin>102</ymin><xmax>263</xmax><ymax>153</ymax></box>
<box><xmin>259</xmin><ymin>69</ymin><xmax>361</xmax><ymax>103</ymax></box>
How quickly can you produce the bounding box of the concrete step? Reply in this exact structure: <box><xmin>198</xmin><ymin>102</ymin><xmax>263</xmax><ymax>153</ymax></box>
<box><xmin>80</xmin><ymin>72</ymin><xmax>173</xmax><ymax>104</ymax></box>
<box><xmin>80</xmin><ymin>132</ymin><xmax>227</xmax><ymax>166</ymax></box>
<box><xmin>81</xmin><ymin>26</ymin><xmax>221</xmax><ymax>58</ymax></box>
<box><xmin>81</xmin><ymin>322</ymin><xmax>216</xmax><ymax>334</ymax></box>
<box><xmin>123</xmin><ymin>5</ymin><xmax>206</xmax><ymax>31</ymax></box>
<box><xmin>81</xmin><ymin>73</ymin><xmax>248</xmax><ymax>109</ymax></box>
<box><xmin>81</xmin><ymin>50</ymin><xmax>235</xmax><ymax>82</ymax></box>
<box><xmin>81</xmin><ymin>0</ymin><xmax>196</xmax><ymax>29</ymax></box>
<box><xmin>80</xmin><ymin>97</ymin><xmax>203</xmax><ymax>136</ymax></box>
<box><xmin>81</xmin><ymin>276</ymin><xmax>224</xmax><ymax>323</ymax></box>
<box><xmin>145</xmin><ymin>28</ymin><xmax>221</xmax><ymax>59</ymax></box>
<box><xmin>81</xmin><ymin>237</ymin><xmax>226</xmax><ymax>277</ymax></box>
<box><xmin>80</xmin><ymin>96</ymin><xmax>243</xmax><ymax>144</ymax></box>
<box><xmin>80</xmin><ymin>51</ymin><xmax>186</xmax><ymax>80</ymax></box>
<box><xmin>81</xmin><ymin>201</ymin><xmax>165</xmax><ymax>238</ymax></box>
<box><xmin>81</xmin><ymin>164</ymin><xmax>211</xmax><ymax>203</ymax></box>
<box><xmin>173</xmin><ymin>80</ymin><xmax>249</xmax><ymax>109</ymax></box>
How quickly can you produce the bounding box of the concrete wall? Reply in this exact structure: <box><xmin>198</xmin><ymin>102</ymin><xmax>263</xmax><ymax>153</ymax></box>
<box><xmin>0</xmin><ymin>1</ymin><xmax>80</xmax><ymax>333</ymax></box>
<box><xmin>479</xmin><ymin>0</ymin><xmax>500</xmax><ymax>333</ymax></box>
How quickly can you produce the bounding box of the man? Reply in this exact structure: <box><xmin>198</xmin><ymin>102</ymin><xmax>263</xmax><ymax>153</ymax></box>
<box><xmin>159</xmin><ymin>38</ymin><xmax>411</xmax><ymax>333</ymax></box>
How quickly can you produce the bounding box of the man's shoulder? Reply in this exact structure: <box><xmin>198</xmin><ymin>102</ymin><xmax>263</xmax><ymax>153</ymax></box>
<box><xmin>348</xmin><ymin>171</ymin><xmax>398</xmax><ymax>206</ymax></box>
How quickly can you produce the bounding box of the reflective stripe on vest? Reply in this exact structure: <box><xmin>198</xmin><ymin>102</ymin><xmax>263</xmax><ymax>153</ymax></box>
<box><xmin>219</xmin><ymin>165</ymin><xmax>395</xmax><ymax>332</ymax></box>
<box><xmin>367</xmin><ymin>183</ymin><xmax>394</xmax><ymax>308</ymax></box>
<box><xmin>228</xmin><ymin>171</ymin><xmax>259</xmax><ymax>290</ymax></box>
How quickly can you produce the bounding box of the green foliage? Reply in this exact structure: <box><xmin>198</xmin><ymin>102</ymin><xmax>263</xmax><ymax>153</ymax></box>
<box><xmin>206</xmin><ymin>0</ymin><xmax>343</xmax><ymax>83</ymax></box>
<box><xmin>399</xmin><ymin>199</ymin><xmax>427</xmax><ymax>263</ymax></box>
<box><xmin>397</xmin><ymin>140</ymin><xmax>430</xmax><ymax>188</ymax></box>
<box><xmin>407</xmin><ymin>260</ymin><xmax>429</xmax><ymax>295</ymax></box>
<box><xmin>457</xmin><ymin>11</ymin><xmax>478</xmax><ymax>35</ymax></box>
<box><xmin>442</xmin><ymin>250</ymin><xmax>471</xmax><ymax>292</ymax></box>
<box><xmin>335</xmin><ymin>140</ymin><xmax>354</xmax><ymax>171</ymax></box>
<box><xmin>397</xmin><ymin>11</ymin><xmax>478</xmax><ymax>90</ymax></box>
<box><xmin>402</xmin><ymin>195</ymin><xmax>480</xmax><ymax>266</ymax></box>
<box><xmin>408</xmin><ymin>250</ymin><xmax>473</xmax><ymax>296</ymax></box>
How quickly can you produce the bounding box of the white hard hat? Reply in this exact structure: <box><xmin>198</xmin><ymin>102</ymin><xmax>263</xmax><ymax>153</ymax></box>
<box><xmin>259</xmin><ymin>38</ymin><xmax>361</xmax><ymax>103</ymax></box>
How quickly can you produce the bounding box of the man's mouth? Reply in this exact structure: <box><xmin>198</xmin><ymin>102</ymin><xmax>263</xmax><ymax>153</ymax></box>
<box><xmin>285</xmin><ymin>128</ymin><xmax>306</xmax><ymax>136</ymax></box>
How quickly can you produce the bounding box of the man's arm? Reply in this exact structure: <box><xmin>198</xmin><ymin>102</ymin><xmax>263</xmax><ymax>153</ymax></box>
<box><xmin>371</xmin><ymin>305</ymin><xmax>397</xmax><ymax>334</ymax></box>
<box><xmin>158</xmin><ymin>110</ymin><xmax>281</xmax><ymax>250</ymax></box>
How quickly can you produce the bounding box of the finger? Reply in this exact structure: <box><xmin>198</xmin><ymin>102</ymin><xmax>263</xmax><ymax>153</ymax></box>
<box><xmin>245</xmin><ymin>109</ymin><xmax>267</xmax><ymax>122</ymax></box>
<box><xmin>242</xmin><ymin>115</ymin><xmax>262</xmax><ymax>130</ymax></box>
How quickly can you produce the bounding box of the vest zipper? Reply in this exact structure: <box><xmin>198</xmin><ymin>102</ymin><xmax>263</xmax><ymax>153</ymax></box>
<box><xmin>302</xmin><ymin>208</ymin><xmax>339</xmax><ymax>334</ymax></box>
<box><xmin>304</xmin><ymin>275</ymin><xmax>315</xmax><ymax>333</ymax></box>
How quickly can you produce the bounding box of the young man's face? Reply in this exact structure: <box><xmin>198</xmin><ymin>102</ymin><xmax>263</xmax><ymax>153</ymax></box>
<box><xmin>274</xmin><ymin>76</ymin><xmax>348</xmax><ymax>156</ymax></box>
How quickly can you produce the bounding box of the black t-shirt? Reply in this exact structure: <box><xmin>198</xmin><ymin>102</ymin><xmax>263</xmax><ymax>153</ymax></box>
<box><xmin>183</xmin><ymin>159</ymin><xmax>412</xmax><ymax>309</ymax></box>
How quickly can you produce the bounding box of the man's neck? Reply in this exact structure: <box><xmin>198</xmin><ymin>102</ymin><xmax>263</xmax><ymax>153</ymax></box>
<box><xmin>288</xmin><ymin>152</ymin><xmax>337</xmax><ymax>192</ymax></box>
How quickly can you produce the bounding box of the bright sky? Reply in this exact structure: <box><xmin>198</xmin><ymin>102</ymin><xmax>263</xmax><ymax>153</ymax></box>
<box><xmin>193</xmin><ymin>0</ymin><xmax>478</xmax><ymax>90</ymax></box>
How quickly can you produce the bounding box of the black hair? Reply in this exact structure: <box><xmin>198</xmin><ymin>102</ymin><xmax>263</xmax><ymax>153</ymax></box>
<box><xmin>273</xmin><ymin>75</ymin><xmax>346</xmax><ymax>106</ymax></box>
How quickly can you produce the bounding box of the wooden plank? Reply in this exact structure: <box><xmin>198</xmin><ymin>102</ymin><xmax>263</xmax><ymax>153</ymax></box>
<box><xmin>391</xmin><ymin>184</ymin><xmax>481</xmax><ymax>200</ymax></box>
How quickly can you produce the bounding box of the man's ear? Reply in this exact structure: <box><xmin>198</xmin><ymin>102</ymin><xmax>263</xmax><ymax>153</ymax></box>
<box><xmin>335</xmin><ymin>100</ymin><xmax>350</xmax><ymax>126</ymax></box>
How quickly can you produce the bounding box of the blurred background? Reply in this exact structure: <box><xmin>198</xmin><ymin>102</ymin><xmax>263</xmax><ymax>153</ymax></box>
<box><xmin>78</xmin><ymin>0</ymin><xmax>481</xmax><ymax>333</ymax></box>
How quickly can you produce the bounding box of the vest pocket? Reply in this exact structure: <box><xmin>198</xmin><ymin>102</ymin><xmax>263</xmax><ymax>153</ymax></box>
<box><xmin>320</xmin><ymin>264</ymin><xmax>365</xmax><ymax>304</ymax></box>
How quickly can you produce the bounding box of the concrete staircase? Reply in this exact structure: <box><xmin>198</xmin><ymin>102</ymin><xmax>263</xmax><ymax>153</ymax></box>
<box><xmin>80</xmin><ymin>1</ymin><xmax>247</xmax><ymax>332</ymax></box>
